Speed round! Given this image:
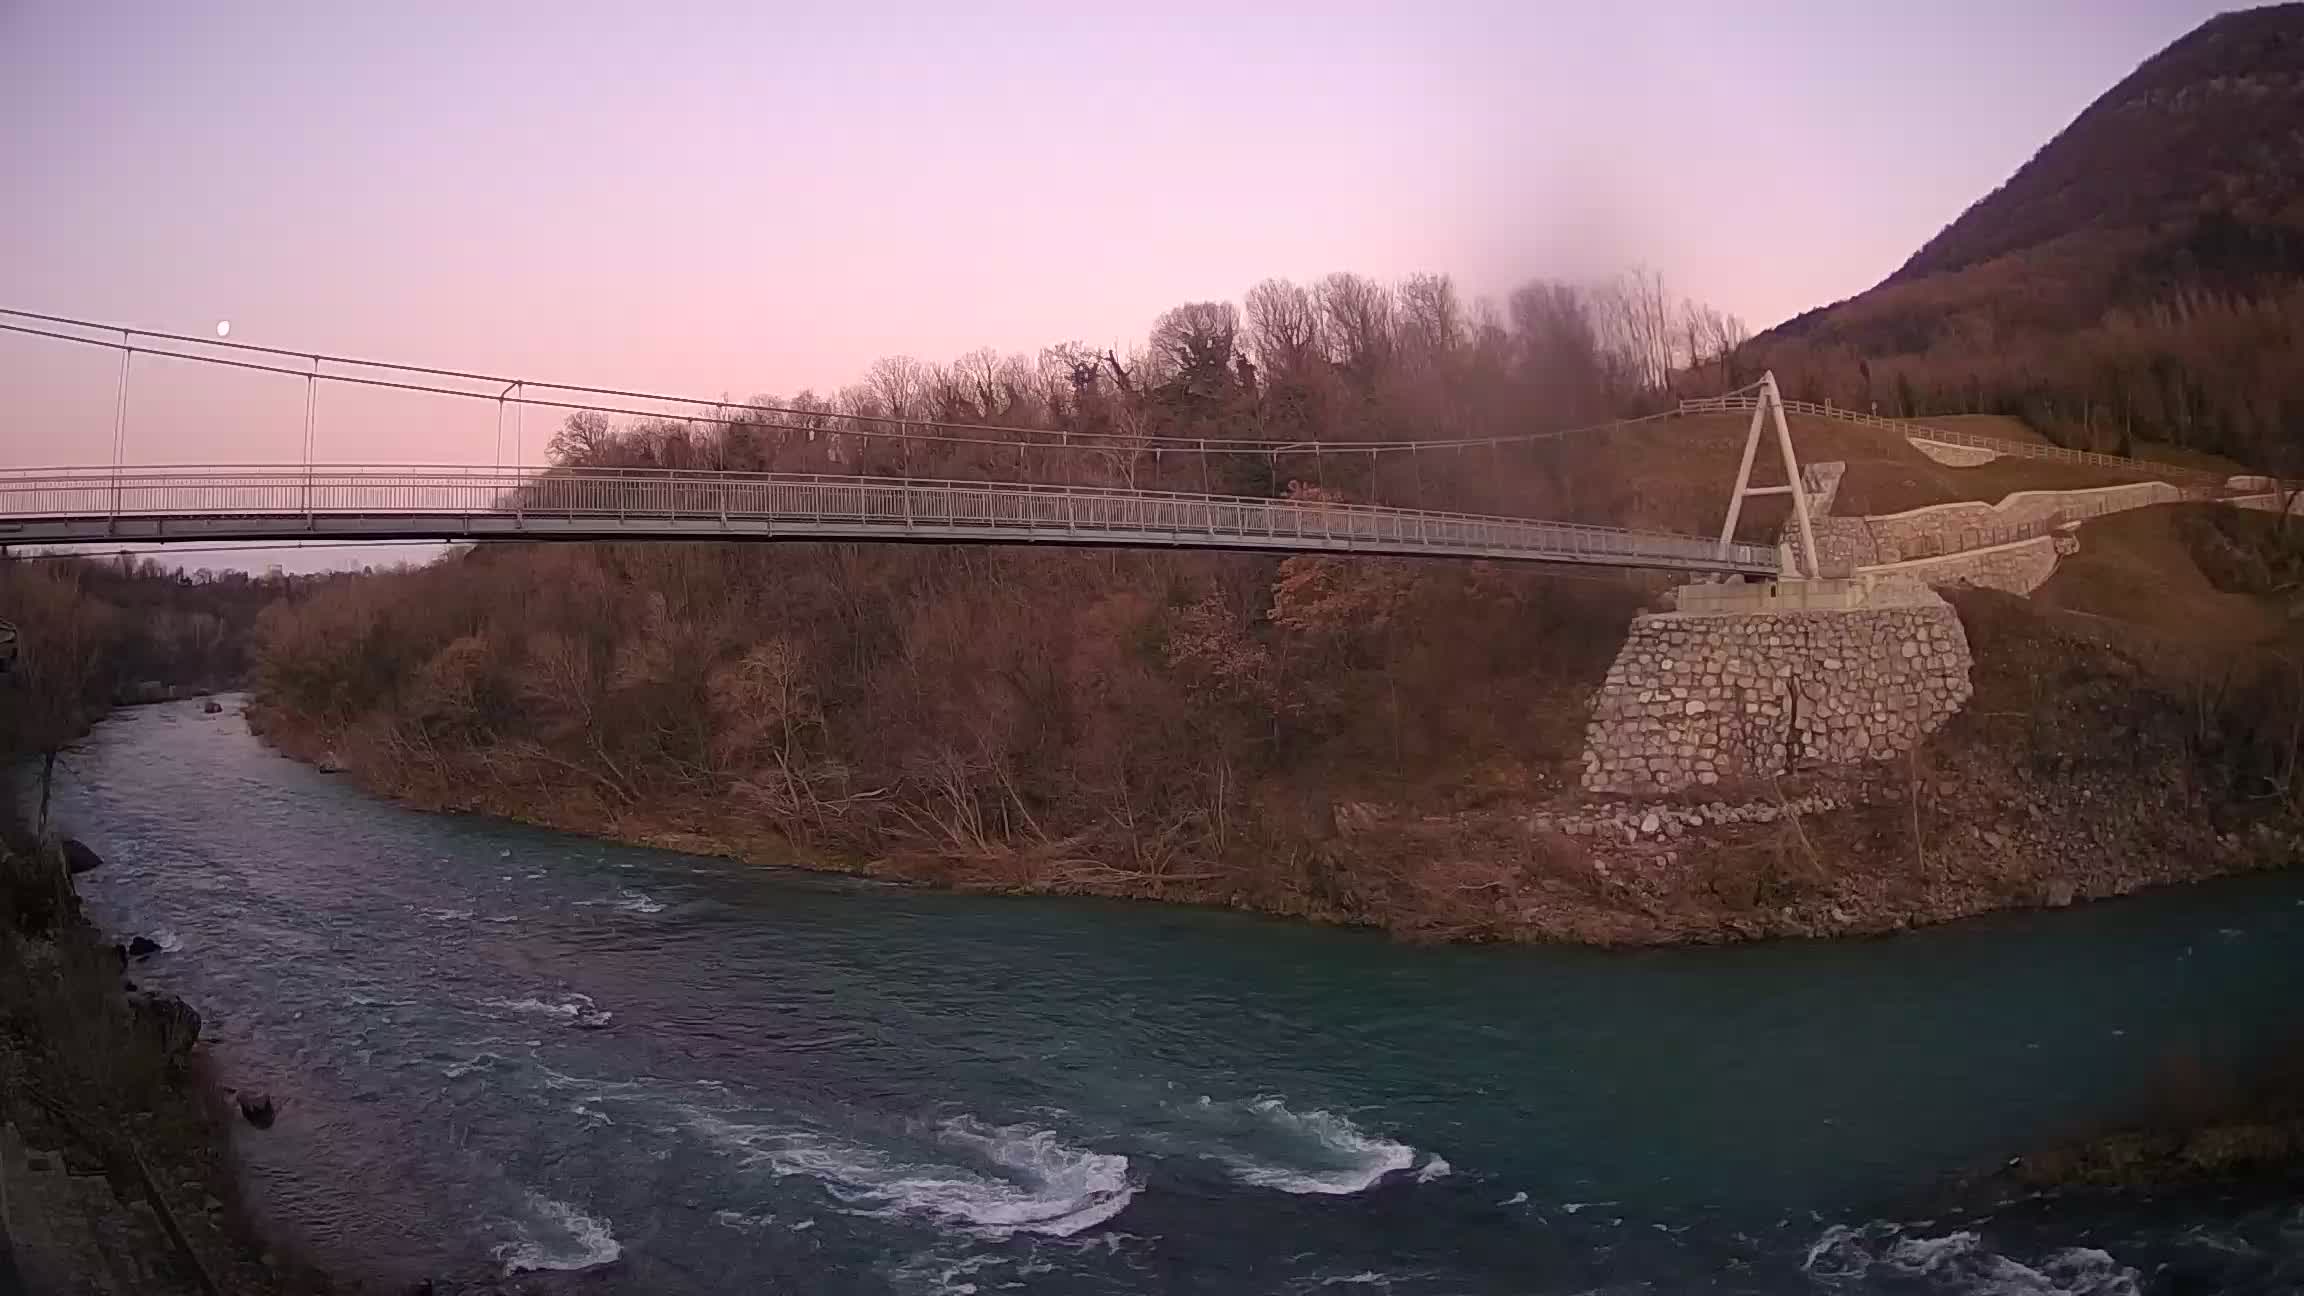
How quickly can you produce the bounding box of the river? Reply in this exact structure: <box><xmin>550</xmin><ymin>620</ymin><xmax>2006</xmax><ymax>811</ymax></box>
<box><xmin>44</xmin><ymin>697</ymin><xmax>2304</xmax><ymax>1293</ymax></box>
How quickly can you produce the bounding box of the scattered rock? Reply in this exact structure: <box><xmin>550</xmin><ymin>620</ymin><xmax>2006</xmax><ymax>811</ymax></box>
<box><xmin>60</xmin><ymin>837</ymin><xmax>104</xmax><ymax>875</ymax></box>
<box><xmin>316</xmin><ymin>751</ymin><xmax>345</xmax><ymax>774</ymax></box>
<box><xmin>1638</xmin><ymin>812</ymin><xmax>1661</xmax><ymax>836</ymax></box>
<box><xmin>1982</xmin><ymin>830</ymin><xmax>2008</xmax><ymax>849</ymax></box>
<box><xmin>123</xmin><ymin>990</ymin><xmax>201</xmax><ymax>1079</ymax></box>
<box><xmin>237</xmin><ymin>1090</ymin><xmax>278</xmax><ymax>1129</ymax></box>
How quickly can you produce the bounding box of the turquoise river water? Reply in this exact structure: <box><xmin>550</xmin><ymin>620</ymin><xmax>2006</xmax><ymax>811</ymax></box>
<box><xmin>49</xmin><ymin>698</ymin><xmax>2304</xmax><ymax>1293</ymax></box>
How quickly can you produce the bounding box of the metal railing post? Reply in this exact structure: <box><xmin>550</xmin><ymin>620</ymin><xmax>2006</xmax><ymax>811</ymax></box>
<box><xmin>109</xmin><ymin>336</ymin><xmax>132</xmax><ymax>529</ymax></box>
<box><xmin>303</xmin><ymin>358</ymin><xmax>318</xmax><ymax>526</ymax></box>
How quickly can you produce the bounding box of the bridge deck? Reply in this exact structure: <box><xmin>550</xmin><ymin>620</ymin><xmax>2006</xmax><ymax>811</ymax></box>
<box><xmin>0</xmin><ymin>466</ymin><xmax>1780</xmax><ymax>575</ymax></box>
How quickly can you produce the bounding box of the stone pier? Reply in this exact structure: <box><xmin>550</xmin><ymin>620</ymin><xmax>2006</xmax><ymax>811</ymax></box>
<box><xmin>1580</xmin><ymin>579</ymin><xmax>1973</xmax><ymax>794</ymax></box>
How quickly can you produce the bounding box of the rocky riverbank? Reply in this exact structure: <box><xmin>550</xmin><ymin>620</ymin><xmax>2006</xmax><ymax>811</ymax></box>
<box><xmin>0</xmin><ymin>835</ymin><xmax>332</xmax><ymax>1294</ymax></box>
<box><xmin>246</xmin><ymin>585</ymin><xmax>2304</xmax><ymax>947</ymax></box>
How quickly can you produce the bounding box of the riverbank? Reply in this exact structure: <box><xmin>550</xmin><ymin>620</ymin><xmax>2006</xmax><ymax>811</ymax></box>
<box><xmin>246</xmin><ymin>583</ymin><xmax>2304</xmax><ymax>946</ymax></box>
<box><xmin>2000</xmin><ymin>1039</ymin><xmax>2304</xmax><ymax>1191</ymax></box>
<box><xmin>53</xmin><ymin>695</ymin><xmax>2304</xmax><ymax>1292</ymax></box>
<box><xmin>0</xmin><ymin>834</ymin><xmax>332</xmax><ymax>1294</ymax></box>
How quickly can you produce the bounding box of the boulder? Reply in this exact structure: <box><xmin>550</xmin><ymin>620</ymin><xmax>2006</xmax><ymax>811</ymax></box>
<box><xmin>237</xmin><ymin>1090</ymin><xmax>277</xmax><ymax>1129</ymax></box>
<box><xmin>59</xmin><ymin>838</ymin><xmax>103</xmax><ymax>875</ymax></box>
<box><xmin>126</xmin><ymin>935</ymin><xmax>162</xmax><ymax>959</ymax></box>
<box><xmin>202</xmin><ymin>699</ymin><xmax>223</xmax><ymax>714</ymax></box>
<box><xmin>316</xmin><ymin>752</ymin><xmax>344</xmax><ymax>774</ymax></box>
<box><xmin>2043</xmin><ymin>880</ymin><xmax>2077</xmax><ymax>908</ymax></box>
<box><xmin>124</xmin><ymin>990</ymin><xmax>201</xmax><ymax>1078</ymax></box>
<box><xmin>1331</xmin><ymin>801</ymin><xmax>1379</xmax><ymax>837</ymax></box>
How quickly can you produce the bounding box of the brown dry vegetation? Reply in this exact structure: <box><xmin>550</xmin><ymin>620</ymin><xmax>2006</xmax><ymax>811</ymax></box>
<box><xmin>1752</xmin><ymin>7</ymin><xmax>2304</xmax><ymax>473</ymax></box>
<box><xmin>251</xmin><ymin>539</ymin><xmax>1663</xmax><ymax>934</ymax></box>
<box><xmin>248</xmin><ymin>480</ymin><xmax>2304</xmax><ymax>947</ymax></box>
<box><xmin>0</xmin><ymin>557</ymin><xmax>293</xmax><ymax>829</ymax></box>
<box><xmin>243</xmin><ymin>243</ymin><xmax>2304</xmax><ymax>944</ymax></box>
<box><xmin>1669</xmin><ymin>413</ymin><xmax>2163</xmax><ymax>517</ymax></box>
<box><xmin>2005</xmin><ymin>1039</ymin><xmax>2304</xmax><ymax>1189</ymax></box>
<box><xmin>244</xmin><ymin>504</ymin><xmax>2304</xmax><ymax>945</ymax></box>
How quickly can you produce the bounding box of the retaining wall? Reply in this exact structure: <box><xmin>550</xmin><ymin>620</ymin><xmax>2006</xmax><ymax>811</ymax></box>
<box><xmin>1580</xmin><ymin>584</ymin><xmax>1973</xmax><ymax>794</ymax></box>
<box><xmin>1862</xmin><ymin>482</ymin><xmax>2186</xmax><ymax>562</ymax></box>
<box><xmin>1858</xmin><ymin>535</ymin><xmax>2063</xmax><ymax>596</ymax></box>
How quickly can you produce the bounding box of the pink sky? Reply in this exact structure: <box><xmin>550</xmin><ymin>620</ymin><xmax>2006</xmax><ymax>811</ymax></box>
<box><xmin>0</xmin><ymin>0</ymin><xmax>2238</xmax><ymax>537</ymax></box>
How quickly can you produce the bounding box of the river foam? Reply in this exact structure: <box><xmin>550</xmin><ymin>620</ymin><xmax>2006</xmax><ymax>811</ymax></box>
<box><xmin>1191</xmin><ymin>1097</ymin><xmax>1419</xmax><ymax>1195</ymax></box>
<box><xmin>493</xmin><ymin>1192</ymin><xmax>622</xmax><ymax>1275</ymax></box>
<box><xmin>691</xmin><ymin>1112</ymin><xmax>1135</xmax><ymax>1239</ymax></box>
<box><xmin>577</xmin><ymin>889</ymin><xmax>666</xmax><ymax>915</ymax></box>
<box><xmin>1803</xmin><ymin>1221</ymin><xmax>2140</xmax><ymax>1294</ymax></box>
<box><xmin>481</xmin><ymin>991</ymin><xmax>614</xmax><ymax>1029</ymax></box>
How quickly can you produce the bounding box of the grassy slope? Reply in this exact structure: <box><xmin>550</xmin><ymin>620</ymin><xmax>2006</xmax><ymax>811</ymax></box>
<box><xmin>2032</xmin><ymin>504</ymin><xmax>2287</xmax><ymax>647</ymax></box>
<box><xmin>1642</xmin><ymin>413</ymin><xmax>2165</xmax><ymax>531</ymax></box>
<box><xmin>1904</xmin><ymin>413</ymin><xmax>2052</xmax><ymax>445</ymax></box>
<box><xmin>1893</xmin><ymin>412</ymin><xmax>2251</xmax><ymax>477</ymax></box>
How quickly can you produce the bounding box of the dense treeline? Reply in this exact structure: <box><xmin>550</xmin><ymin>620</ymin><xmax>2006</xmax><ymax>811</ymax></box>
<box><xmin>255</xmin><ymin>539</ymin><xmax>1655</xmax><ymax>933</ymax></box>
<box><xmin>254</xmin><ymin>268</ymin><xmax>1753</xmax><ymax>936</ymax></box>
<box><xmin>527</xmin><ymin>268</ymin><xmax>1753</xmax><ymax>515</ymax></box>
<box><xmin>1759</xmin><ymin>269</ymin><xmax>2304</xmax><ymax>475</ymax></box>
<box><xmin>0</xmin><ymin>557</ymin><xmax>292</xmax><ymax>823</ymax></box>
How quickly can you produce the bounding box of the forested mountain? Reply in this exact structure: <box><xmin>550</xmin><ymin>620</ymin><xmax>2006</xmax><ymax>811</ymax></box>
<box><xmin>1755</xmin><ymin>4</ymin><xmax>2304</xmax><ymax>469</ymax></box>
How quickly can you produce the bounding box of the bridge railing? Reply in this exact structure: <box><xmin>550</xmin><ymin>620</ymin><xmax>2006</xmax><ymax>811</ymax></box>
<box><xmin>1677</xmin><ymin>394</ymin><xmax>2231</xmax><ymax>485</ymax></box>
<box><xmin>0</xmin><ymin>464</ymin><xmax>1781</xmax><ymax>572</ymax></box>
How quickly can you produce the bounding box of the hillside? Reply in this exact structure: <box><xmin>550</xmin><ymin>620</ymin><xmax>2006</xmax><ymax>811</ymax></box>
<box><xmin>1894</xmin><ymin>4</ymin><xmax>2304</xmax><ymax>288</ymax></box>
<box><xmin>1754</xmin><ymin>4</ymin><xmax>2304</xmax><ymax>470</ymax></box>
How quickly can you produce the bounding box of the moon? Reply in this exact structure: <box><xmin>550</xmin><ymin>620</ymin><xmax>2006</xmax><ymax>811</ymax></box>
<box><xmin>215</xmin><ymin>320</ymin><xmax>231</xmax><ymax>339</ymax></box>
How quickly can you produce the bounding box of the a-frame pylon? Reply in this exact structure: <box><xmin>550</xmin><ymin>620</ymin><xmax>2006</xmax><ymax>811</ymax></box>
<box><xmin>1716</xmin><ymin>371</ymin><xmax>1820</xmax><ymax>579</ymax></box>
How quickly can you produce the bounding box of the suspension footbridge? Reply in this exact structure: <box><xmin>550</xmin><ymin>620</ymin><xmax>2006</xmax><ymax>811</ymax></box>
<box><xmin>0</xmin><ymin>309</ymin><xmax>1782</xmax><ymax>576</ymax></box>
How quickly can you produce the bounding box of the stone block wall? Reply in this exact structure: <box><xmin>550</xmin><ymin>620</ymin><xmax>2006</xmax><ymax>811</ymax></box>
<box><xmin>1804</xmin><ymin>518</ymin><xmax>1878</xmax><ymax>572</ymax></box>
<box><xmin>1859</xmin><ymin>535</ymin><xmax>2062</xmax><ymax>596</ymax></box>
<box><xmin>1908</xmin><ymin>438</ymin><xmax>2002</xmax><ymax>467</ymax></box>
<box><xmin>1783</xmin><ymin>462</ymin><xmax>1860</xmax><ymax>573</ymax></box>
<box><xmin>2230</xmin><ymin>491</ymin><xmax>2304</xmax><ymax>516</ymax></box>
<box><xmin>1863</xmin><ymin>482</ymin><xmax>2183</xmax><ymax>561</ymax></box>
<box><xmin>1580</xmin><ymin>588</ymin><xmax>1974</xmax><ymax>794</ymax></box>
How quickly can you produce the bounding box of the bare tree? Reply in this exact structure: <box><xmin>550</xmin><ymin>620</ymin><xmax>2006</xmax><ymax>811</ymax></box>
<box><xmin>1148</xmin><ymin>301</ymin><xmax>1242</xmax><ymax>393</ymax></box>
<box><xmin>1680</xmin><ymin>301</ymin><xmax>1752</xmax><ymax>393</ymax></box>
<box><xmin>547</xmin><ymin>410</ymin><xmax>616</xmax><ymax>465</ymax></box>
<box><xmin>865</xmin><ymin>355</ymin><xmax>931</xmax><ymax>423</ymax></box>
<box><xmin>1316</xmin><ymin>272</ymin><xmax>1395</xmax><ymax>379</ymax></box>
<box><xmin>1510</xmin><ymin>280</ymin><xmax>1617</xmax><ymax>411</ymax></box>
<box><xmin>1596</xmin><ymin>266</ymin><xmax>1678</xmax><ymax>394</ymax></box>
<box><xmin>1396</xmin><ymin>273</ymin><xmax>1466</xmax><ymax>368</ymax></box>
<box><xmin>1243</xmin><ymin>278</ymin><xmax>1321</xmax><ymax>378</ymax></box>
